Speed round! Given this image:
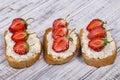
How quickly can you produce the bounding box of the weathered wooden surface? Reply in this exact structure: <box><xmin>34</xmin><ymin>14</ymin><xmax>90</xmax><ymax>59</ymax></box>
<box><xmin>0</xmin><ymin>0</ymin><xmax>120</xmax><ymax>80</ymax></box>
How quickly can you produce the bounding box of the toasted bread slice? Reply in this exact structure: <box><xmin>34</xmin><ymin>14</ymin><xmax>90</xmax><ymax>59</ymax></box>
<box><xmin>43</xmin><ymin>28</ymin><xmax>80</xmax><ymax>64</ymax></box>
<box><xmin>80</xmin><ymin>28</ymin><xmax>117</xmax><ymax>67</ymax></box>
<box><xmin>4</xmin><ymin>30</ymin><xmax>42</xmax><ymax>69</ymax></box>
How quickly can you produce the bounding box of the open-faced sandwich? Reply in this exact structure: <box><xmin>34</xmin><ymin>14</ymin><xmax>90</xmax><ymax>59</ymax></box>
<box><xmin>44</xmin><ymin>17</ymin><xmax>80</xmax><ymax>64</ymax></box>
<box><xmin>80</xmin><ymin>19</ymin><xmax>117</xmax><ymax>67</ymax></box>
<box><xmin>4</xmin><ymin>18</ymin><xmax>42</xmax><ymax>69</ymax></box>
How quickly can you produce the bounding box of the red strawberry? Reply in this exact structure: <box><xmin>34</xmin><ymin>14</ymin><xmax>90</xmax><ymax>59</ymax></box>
<box><xmin>87</xmin><ymin>27</ymin><xmax>106</xmax><ymax>40</ymax></box>
<box><xmin>86</xmin><ymin>19</ymin><xmax>105</xmax><ymax>31</ymax></box>
<box><xmin>52</xmin><ymin>37</ymin><xmax>69</xmax><ymax>52</ymax></box>
<box><xmin>13</xmin><ymin>41</ymin><xmax>29</xmax><ymax>55</ymax></box>
<box><xmin>11</xmin><ymin>31</ymin><xmax>28</xmax><ymax>42</ymax></box>
<box><xmin>88</xmin><ymin>38</ymin><xmax>104</xmax><ymax>51</ymax></box>
<box><xmin>52</xmin><ymin>27</ymin><xmax>68</xmax><ymax>39</ymax></box>
<box><xmin>9</xmin><ymin>18</ymin><xmax>27</xmax><ymax>33</ymax></box>
<box><xmin>52</xmin><ymin>18</ymin><xmax>68</xmax><ymax>31</ymax></box>
<box><xmin>88</xmin><ymin>38</ymin><xmax>110</xmax><ymax>51</ymax></box>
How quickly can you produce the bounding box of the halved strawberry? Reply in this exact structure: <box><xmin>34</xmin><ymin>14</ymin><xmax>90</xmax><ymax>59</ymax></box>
<box><xmin>13</xmin><ymin>41</ymin><xmax>29</xmax><ymax>55</ymax></box>
<box><xmin>52</xmin><ymin>37</ymin><xmax>69</xmax><ymax>52</ymax></box>
<box><xmin>12</xmin><ymin>31</ymin><xmax>35</xmax><ymax>42</ymax></box>
<box><xmin>52</xmin><ymin>18</ymin><xmax>68</xmax><ymax>31</ymax></box>
<box><xmin>86</xmin><ymin>19</ymin><xmax>105</xmax><ymax>31</ymax></box>
<box><xmin>9</xmin><ymin>18</ymin><xmax>28</xmax><ymax>33</ymax></box>
<box><xmin>52</xmin><ymin>27</ymin><xmax>68</xmax><ymax>39</ymax></box>
<box><xmin>11</xmin><ymin>31</ymin><xmax>28</xmax><ymax>42</ymax></box>
<box><xmin>88</xmin><ymin>38</ymin><xmax>111</xmax><ymax>51</ymax></box>
<box><xmin>87</xmin><ymin>27</ymin><xmax>106</xmax><ymax>40</ymax></box>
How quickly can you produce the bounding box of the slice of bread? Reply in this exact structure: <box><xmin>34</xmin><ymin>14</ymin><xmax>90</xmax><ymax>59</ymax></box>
<box><xmin>4</xmin><ymin>30</ymin><xmax>42</xmax><ymax>69</ymax></box>
<box><xmin>43</xmin><ymin>28</ymin><xmax>80</xmax><ymax>65</ymax></box>
<box><xmin>80</xmin><ymin>28</ymin><xmax>117</xmax><ymax>67</ymax></box>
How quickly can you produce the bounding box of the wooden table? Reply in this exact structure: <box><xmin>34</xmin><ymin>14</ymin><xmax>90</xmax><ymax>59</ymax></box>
<box><xmin>0</xmin><ymin>0</ymin><xmax>120</xmax><ymax>80</ymax></box>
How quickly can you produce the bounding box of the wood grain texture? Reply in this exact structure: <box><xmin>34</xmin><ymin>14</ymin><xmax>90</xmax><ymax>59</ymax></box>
<box><xmin>0</xmin><ymin>0</ymin><xmax>120</xmax><ymax>80</ymax></box>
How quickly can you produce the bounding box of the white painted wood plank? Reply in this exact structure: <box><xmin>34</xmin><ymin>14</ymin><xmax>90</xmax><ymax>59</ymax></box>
<box><xmin>100</xmin><ymin>64</ymin><xmax>120</xmax><ymax>80</ymax></box>
<box><xmin>0</xmin><ymin>0</ymin><xmax>49</xmax><ymax>32</ymax></box>
<box><xmin>82</xmin><ymin>53</ymin><xmax>120</xmax><ymax>80</ymax></box>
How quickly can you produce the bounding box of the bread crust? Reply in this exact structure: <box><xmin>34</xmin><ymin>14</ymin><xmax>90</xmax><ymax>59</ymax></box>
<box><xmin>80</xmin><ymin>28</ymin><xmax>117</xmax><ymax>67</ymax></box>
<box><xmin>43</xmin><ymin>28</ymin><xmax>80</xmax><ymax>64</ymax></box>
<box><xmin>4</xmin><ymin>31</ymin><xmax>42</xmax><ymax>69</ymax></box>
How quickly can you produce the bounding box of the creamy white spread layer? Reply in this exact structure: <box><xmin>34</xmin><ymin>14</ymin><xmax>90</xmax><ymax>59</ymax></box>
<box><xmin>5</xmin><ymin>30</ymin><xmax>41</xmax><ymax>61</ymax></box>
<box><xmin>47</xmin><ymin>30</ymin><xmax>78</xmax><ymax>59</ymax></box>
<box><xmin>81</xmin><ymin>28</ymin><xmax>116</xmax><ymax>59</ymax></box>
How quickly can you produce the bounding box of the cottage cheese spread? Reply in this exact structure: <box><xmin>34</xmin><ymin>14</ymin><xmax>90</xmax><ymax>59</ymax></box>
<box><xmin>47</xmin><ymin>30</ymin><xmax>78</xmax><ymax>59</ymax></box>
<box><xmin>81</xmin><ymin>28</ymin><xmax>116</xmax><ymax>59</ymax></box>
<box><xmin>5</xmin><ymin>30</ymin><xmax>41</xmax><ymax>61</ymax></box>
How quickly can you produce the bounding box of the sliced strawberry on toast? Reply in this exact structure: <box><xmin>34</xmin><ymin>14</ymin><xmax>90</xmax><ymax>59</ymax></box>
<box><xmin>9</xmin><ymin>18</ymin><xmax>28</xmax><ymax>33</ymax></box>
<box><xmin>88</xmin><ymin>38</ymin><xmax>111</xmax><ymax>51</ymax></box>
<box><xmin>11</xmin><ymin>31</ymin><xmax>35</xmax><ymax>42</ymax></box>
<box><xmin>11</xmin><ymin>31</ymin><xmax>28</xmax><ymax>42</ymax></box>
<box><xmin>87</xmin><ymin>27</ymin><xmax>106</xmax><ymax>40</ymax></box>
<box><xmin>52</xmin><ymin>37</ymin><xmax>69</xmax><ymax>52</ymax></box>
<box><xmin>52</xmin><ymin>27</ymin><xmax>68</xmax><ymax>39</ymax></box>
<box><xmin>13</xmin><ymin>41</ymin><xmax>29</xmax><ymax>55</ymax></box>
<box><xmin>52</xmin><ymin>18</ymin><xmax>68</xmax><ymax>31</ymax></box>
<box><xmin>86</xmin><ymin>19</ymin><xmax>105</xmax><ymax>31</ymax></box>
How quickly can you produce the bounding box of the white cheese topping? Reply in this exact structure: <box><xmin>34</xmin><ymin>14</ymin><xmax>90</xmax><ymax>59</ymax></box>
<box><xmin>81</xmin><ymin>28</ymin><xmax>116</xmax><ymax>59</ymax></box>
<box><xmin>47</xmin><ymin>30</ymin><xmax>78</xmax><ymax>59</ymax></box>
<box><xmin>5</xmin><ymin>30</ymin><xmax>41</xmax><ymax>61</ymax></box>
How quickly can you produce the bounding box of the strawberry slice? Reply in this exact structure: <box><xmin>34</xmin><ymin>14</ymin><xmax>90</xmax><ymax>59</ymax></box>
<box><xmin>87</xmin><ymin>27</ymin><xmax>106</xmax><ymax>40</ymax></box>
<box><xmin>88</xmin><ymin>38</ymin><xmax>104</xmax><ymax>51</ymax></box>
<box><xmin>13</xmin><ymin>41</ymin><xmax>29</xmax><ymax>55</ymax></box>
<box><xmin>52</xmin><ymin>18</ymin><xmax>68</xmax><ymax>31</ymax></box>
<box><xmin>52</xmin><ymin>37</ymin><xmax>69</xmax><ymax>52</ymax></box>
<box><xmin>11</xmin><ymin>31</ymin><xmax>28</xmax><ymax>42</ymax></box>
<box><xmin>52</xmin><ymin>27</ymin><xmax>68</xmax><ymax>39</ymax></box>
<box><xmin>9</xmin><ymin>18</ymin><xmax>27</xmax><ymax>33</ymax></box>
<box><xmin>86</xmin><ymin>19</ymin><xmax>105</xmax><ymax>31</ymax></box>
<box><xmin>88</xmin><ymin>38</ymin><xmax>111</xmax><ymax>51</ymax></box>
